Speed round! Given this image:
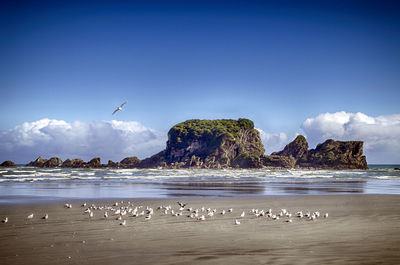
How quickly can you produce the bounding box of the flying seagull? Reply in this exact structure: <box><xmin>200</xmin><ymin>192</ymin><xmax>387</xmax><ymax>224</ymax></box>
<box><xmin>112</xmin><ymin>102</ymin><xmax>127</xmax><ymax>115</ymax></box>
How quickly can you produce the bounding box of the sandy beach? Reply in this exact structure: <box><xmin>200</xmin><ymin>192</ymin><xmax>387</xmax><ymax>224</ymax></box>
<box><xmin>0</xmin><ymin>195</ymin><xmax>399</xmax><ymax>264</ymax></box>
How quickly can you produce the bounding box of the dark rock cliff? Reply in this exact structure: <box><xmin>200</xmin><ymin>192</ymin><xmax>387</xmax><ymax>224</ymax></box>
<box><xmin>272</xmin><ymin>135</ymin><xmax>309</xmax><ymax>159</ymax></box>
<box><xmin>0</xmin><ymin>160</ymin><xmax>16</xmax><ymax>167</ymax></box>
<box><xmin>139</xmin><ymin>118</ymin><xmax>265</xmax><ymax>168</ymax></box>
<box><xmin>27</xmin><ymin>156</ymin><xmax>47</xmax><ymax>167</ymax></box>
<box><xmin>264</xmin><ymin>136</ymin><xmax>367</xmax><ymax>169</ymax></box>
<box><xmin>296</xmin><ymin>139</ymin><xmax>367</xmax><ymax>169</ymax></box>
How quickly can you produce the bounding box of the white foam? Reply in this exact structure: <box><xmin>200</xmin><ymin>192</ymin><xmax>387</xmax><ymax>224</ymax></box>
<box><xmin>10</xmin><ymin>170</ymin><xmax>36</xmax><ymax>173</ymax></box>
<box><xmin>0</xmin><ymin>166</ymin><xmax>399</xmax><ymax>184</ymax></box>
<box><xmin>0</xmin><ymin>177</ymin><xmax>69</xmax><ymax>182</ymax></box>
<box><xmin>375</xmin><ymin>176</ymin><xmax>399</xmax><ymax>180</ymax></box>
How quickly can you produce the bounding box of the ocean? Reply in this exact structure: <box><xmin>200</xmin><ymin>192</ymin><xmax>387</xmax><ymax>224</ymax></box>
<box><xmin>0</xmin><ymin>165</ymin><xmax>399</xmax><ymax>203</ymax></box>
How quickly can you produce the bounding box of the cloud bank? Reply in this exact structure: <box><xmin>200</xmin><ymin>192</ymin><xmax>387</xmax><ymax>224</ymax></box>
<box><xmin>1</xmin><ymin>112</ymin><xmax>399</xmax><ymax>164</ymax></box>
<box><xmin>0</xmin><ymin>119</ymin><xmax>166</xmax><ymax>164</ymax></box>
<box><xmin>301</xmin><ymin>111</ymin><xmax>400</xmax><ymax>164</ymax></box>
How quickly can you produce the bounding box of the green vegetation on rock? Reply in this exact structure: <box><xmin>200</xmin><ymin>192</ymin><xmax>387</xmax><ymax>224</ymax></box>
<box><xmin>164</xmin><ymin>118</ymin><xmax>264</xmax><ymax>168</ymax></box>
<box><xmin>168</xmin><ymin>118</ymin><xmax>255</xmax><ymax>147</ymax></box>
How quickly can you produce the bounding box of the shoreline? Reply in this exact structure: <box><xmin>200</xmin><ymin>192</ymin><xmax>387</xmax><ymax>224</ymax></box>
<box><xmin>0</xmin><ymin>192</ymin><xmax>397</xmax><ymax>205</ymax></box>
<box><xmin>2</xmin><ymin>165</ymin><xmax>400</xmax><ymax>200</ymax></box>
<box><xmin>1</xmin><ymin>195</ymin><xmax>399</xmax><ymax>264</ymax></box>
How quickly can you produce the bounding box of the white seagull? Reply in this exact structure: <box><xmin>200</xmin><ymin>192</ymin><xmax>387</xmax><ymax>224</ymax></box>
<box><xmin>27</xmin><ymin>213</ymin><xmax>34</xmax><ymax>219</ymax></box>
<box><xmin>235</xmin><ymin>219</ymin><xmax>241</xmax><ymax>225</ymax></box>
<box><xmin>112</xmin><ymin>102</ymin><xmax>127</xmax><ymax>115</ymax></box>
<box><xmin>1</xmin><ymin>217</ymin><xmax>8</xmax><ymax>223</ymax></box>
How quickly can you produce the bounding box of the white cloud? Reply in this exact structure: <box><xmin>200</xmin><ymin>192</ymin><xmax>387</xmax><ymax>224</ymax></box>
<box><xmin>256</xmin><ymin>128</ymin><xmax>288</xmax><ymax>154</ymax></box>
<box><xmin>301</xmin><ymin>111</ymin><xmax>400</xmax><ymax>164</ymax></box>
<box><xmin>0</xmin><ymin>119</ymin><xmax>167</xmax><ymax>164</ymax></box>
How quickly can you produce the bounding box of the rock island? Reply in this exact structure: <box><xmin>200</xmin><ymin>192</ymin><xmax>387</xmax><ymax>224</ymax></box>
<box><xmin>20</xmin><ymin>118</ymin><xmax>367</xmax><ymax>169</ymax></box>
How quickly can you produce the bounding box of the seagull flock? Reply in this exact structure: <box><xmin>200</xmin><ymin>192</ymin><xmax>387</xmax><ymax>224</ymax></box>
<box><xmin>1</xmin><ymin>201</ymin><xmax>329</xmax><ymax>226</ymax></box>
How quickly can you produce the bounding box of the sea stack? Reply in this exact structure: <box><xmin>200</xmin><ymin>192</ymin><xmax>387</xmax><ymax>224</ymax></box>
<box><xmin>139</xmin><ymin>118</ymin><xmax>367</xmax><ymax>169</ymax></box>
<box><xmin>139</xmin><ymin>118</ymin><xmax>265</xmax><ymax>168</ymax></box>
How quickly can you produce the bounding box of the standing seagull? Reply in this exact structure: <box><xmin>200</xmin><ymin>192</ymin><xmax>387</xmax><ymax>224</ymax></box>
<box><xmin>112</xmin><ymin>102</ymin><xmax>127</xmax><ymax>115</ymax></box>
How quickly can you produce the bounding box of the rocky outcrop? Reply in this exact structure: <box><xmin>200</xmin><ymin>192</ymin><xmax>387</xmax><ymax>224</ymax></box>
<box><xmin>43</xmin><ymin>157</ymin><xmax>63</xmax><ymax>167</ymax></box>
<box><xmin>26</xmin><ymin>156</ymin><xmax>143</xmax><ymax>169</ymax></box>
<box><xmin>61</xmin><ymin>159</ymin><xmax>85</xmax><ymax>168</ymax></box>
<box><xmin>138</xmin><ymin>151</ymin><xmax>167</xmax><ymax>168</ymax></box>
<box><xmin>106</xmin><ymin>157</ymin><xmax>142</xmax><ymax>168</ymax></box>
<box><xmin>262</xmin><ymin>155</ymin><xmax>297</xmax><ymax>168</ymax></box>
<box><xmin>272</xmin><ymin>135</ymin><xmax>308</xmax><ymax>159</ymax></box>
<box><xmin>296</xmin><ymin>139</ymin><xmax>367</xmax><ymax>169</ymax></box>
<box><xmin>28</xmin><ymin>156</ymin><xmax>63</xmax><ymax>167</ymax></box>
<box><xmin>27</xmin><ymin>156</ymin><xmax>48</xmax><ymax>167</ymax></box>
<box><xmin>0</xmin><ymin>160</ymin><xmax>15</xmax><ymax>167</ymax></box>
<box><xmin>264</xmin><ymin>137</ymin><xmax>367</xmax><ymax>169</ymax></box>
<box><xmin>231</xmin><ymin>154</ymin><xmax>263</xmax><ymax>168</ymax></box>
<box><xmin>120</xmin><ymin>156</ymin><xmax>141</xmax><ymax>168</ymax></box>
<box><xmin>139</xmin><ymin>119</ymin><xmax>265</xmax><ymax>168</ymax></box>
<box><xmin>86</xmin><ymin>157</ymin><xmax>101</xmax><ymax>168</ymax></box>
<box><xmin>107</xmin><ymin>160</ymin><xmax>120</xmax><ymax>168</ymax></box>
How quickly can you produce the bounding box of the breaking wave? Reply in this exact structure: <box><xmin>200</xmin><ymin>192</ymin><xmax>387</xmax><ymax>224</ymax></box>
<box><xmin>0</xmin><ymin>166</ymin><xmax>399</xmax><ymax>184</ymax></box>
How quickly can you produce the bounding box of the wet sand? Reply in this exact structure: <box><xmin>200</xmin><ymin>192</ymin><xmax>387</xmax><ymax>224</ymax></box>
<box><xmin>0</xmin><ymin>195</ymin><xmax>399</xmax><ymax>264</ymax></box>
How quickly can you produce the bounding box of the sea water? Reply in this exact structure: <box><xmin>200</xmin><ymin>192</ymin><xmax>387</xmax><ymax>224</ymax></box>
<box><xmin>0</xmin><ymin>165</ymin><xmax>399</xmax><ymax>203</ymax></box>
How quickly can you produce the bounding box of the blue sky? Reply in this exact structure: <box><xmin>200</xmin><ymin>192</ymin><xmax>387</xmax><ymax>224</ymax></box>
<box><xmin>1</xmin><ymin>0</ymin><xmax>400</xmax><ymax>163</ymax></box>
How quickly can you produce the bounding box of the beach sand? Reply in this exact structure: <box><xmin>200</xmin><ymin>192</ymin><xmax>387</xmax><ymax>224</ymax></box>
<box><xmin>0</xmin><ymin>195</ymin><xmax>399</xmax><ymax>264</ymax></box>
